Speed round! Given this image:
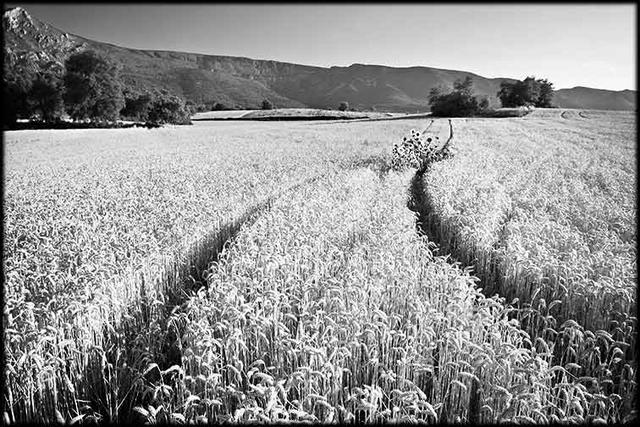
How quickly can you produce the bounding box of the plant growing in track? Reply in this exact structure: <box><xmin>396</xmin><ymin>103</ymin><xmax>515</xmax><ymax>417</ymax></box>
<box><xmin>392</xmin><ymin>121</ymin><xmax>454</xmax><ymax>172</ymax></box>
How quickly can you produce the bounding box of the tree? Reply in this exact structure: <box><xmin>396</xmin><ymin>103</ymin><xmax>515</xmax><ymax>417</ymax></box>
<box><xmin>429</xmin><ymin>77</ymin><xmax>482</xmax><ymax>117</ymax></box>
<box><xmin>536</xmin><ymin>78</ymin><xmax>554</xmax><ymax>107</ymax></box>
<box><xmin>453</xmin><ymin>76</ymin><xmax>474</xmax><ymax>97</ymax></box>
<box><xmin>526</xmin><ymin>77</ymin><xmax>540</xmax><ymax>99</ymax></box>
<box><xmin>147</xmin><ymin>94</ymin><xmax>192</xmax><ymax>125</ymax></box>
<box><xmin>338</xmin><ymin>101</ymin><xmax>349</xmax><ymax>111</ymax></box>
<box><xmin>3</xmin><ymin>78</ymin><xmax>31</xmax><ymax>126</ymax></box>
<box><xmin>27</xmin><ymin>73</ymin><xmax>64</xmax><ymax>122</ymax></box>
<box><xmin>497</xmin><ymin>81</ymin><xmax>522</xmax><ymax>108</ymax></box>
<box><xmin>498</xmin><ymin>76</ymin><xmax>554</xmax><ymax>108</ymax></box>
<box><xmin>428</xmin><ymin>86</ymin><xmax>444</xmax><ymax>101</ymax></box>
<box><xmin>63</xmin><ymin>50</ymin><xmax>124</xmax><ymax>122</ymax></box>
<box><xmin>261</xmin><ymin>99</ymin><xmax>274</xmax><ymax>110</ymax></box>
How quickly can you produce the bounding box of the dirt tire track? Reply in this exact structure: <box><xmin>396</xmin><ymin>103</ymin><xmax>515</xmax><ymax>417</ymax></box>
<box><xmin>403</xmin><ymin>117</ymin><xmax>561</xmax><ymax>328</ymax></box>
<box><xmin>408</xmin><ymin>119</ymin><xmax>456</xmax><ymax>237</ymax></box>
<box><xmin>120</xmin><ymin>155</ymin><xmax>391</xmax><ymax>397</ymax></box>
<box><xmin>110</xmin><ymin>170</ymin><xmax>332</xmax><ymax>422</ymax></box>
<box><xmin>162</xmin><ymin>156</ymin><xmax>382</xmax><ymax>309</ymax></box>
<box><xmin>163</xmin><ymin>172</ymin><xmax>330</xmax><ymax>304</ymax></box>
<box><xmin>404</xmin><ymin>131</ymin><xmax>636</xmax><ymax>423</ymax></box>
<box><xmin>407</xmin><ymin>168</ymin><xmax>505</xmax><ymax>293</ymax></box>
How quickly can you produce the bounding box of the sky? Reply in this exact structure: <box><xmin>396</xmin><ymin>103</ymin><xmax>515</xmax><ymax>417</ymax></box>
<box><xmin>6</xmin><ymin>3</ymin><xmax>637</xmax><ymax>91</ymax></box>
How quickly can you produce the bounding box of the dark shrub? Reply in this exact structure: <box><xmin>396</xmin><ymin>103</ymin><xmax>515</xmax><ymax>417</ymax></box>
<box><xmin>429</xmin><ymin>77</ymin><xmax>484</xmax><ymax>117</ymax></box>
<box><xmin>147</xmin><ymin>95</ymin><xmax>192</xmax><ymax>125</ymax></box>
<box><xmin>121</xmin><ymin>93</ymin><xmax>153</xmax><ymax>121</ymax></box>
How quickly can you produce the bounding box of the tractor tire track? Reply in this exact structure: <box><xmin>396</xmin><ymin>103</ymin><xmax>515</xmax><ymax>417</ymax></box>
<box><xmin>407</xmin><ymin>167</ymin><xmax>505</xmax><ymax>290</ymax></box>
<box><xmin>161</xmin><ymin>155</ymin><xmax>382</xmax><ymax>310</ymax></box>
<box><xmin>560</xmin><ymin>110</ymin><xmax>588</xmax><ymax>120</ymax></box>
<box><xmin>403</xmin><ymin>117</ymin><xmax>559</xmax><ymax>329</ymax></box>
<box><xmin>407</xmin><ymin>119</ymin><xmax>458</xmax><ymax>239</ymax></box>
<box><xmin>406</xmin><ymin>145</ymin><xmax>570</xmax><ymax>329</ymax></box>
<box><xmin>404</xmin><ymin>125</ymin><xmax>636</xmax><ymax>422</ymax></box>
<box><xmin>106</xmin><ymin>171</ymin><xmax>331</xmax><ymax>422</ymax></box>
<box><xmin>172</xmin><ymin>172</ymin><xmax>329</xmax><ymax>300</ymax></box>
<box><xmin>111</xmin><ymin>155</ymin><xmax>401</xmax><ymax>421</ymax></box>
<box><xmin>408</xmin><ymin>164</ymin><xmax>636</xmax><ymax>421</ymax></box>
<box><xmin>407</xmin><ymin>168</ymin><xmax>508</xmax><ymax>296</ymax></box>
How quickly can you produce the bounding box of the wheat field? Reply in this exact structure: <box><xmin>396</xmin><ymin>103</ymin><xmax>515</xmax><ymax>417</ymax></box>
<box><xmin>3</xmin><ymin>111</ymin><xmax>637</xmax><ymax>424</ymax></box>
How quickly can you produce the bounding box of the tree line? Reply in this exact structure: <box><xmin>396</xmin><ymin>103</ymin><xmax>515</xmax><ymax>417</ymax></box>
<box><xmin>3</xmin><ymin>50</ymin><xmax>193</xmax><ymax>128</ymax></box>
<box><xmin>4</xmin><ymin>48</ymin><xmax>556</xmax><ymax>125</ymax></box>
<box><xmin>428</xmin><ymin>75</ymin><xmax>555</xmax><ymax>117</ymax></box>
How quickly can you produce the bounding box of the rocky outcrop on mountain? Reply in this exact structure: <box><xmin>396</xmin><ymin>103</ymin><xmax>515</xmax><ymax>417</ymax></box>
<box><xmin>3</xmin><ymin>7</ymin><xmax>88</xmax><ymax>77</ymax></box>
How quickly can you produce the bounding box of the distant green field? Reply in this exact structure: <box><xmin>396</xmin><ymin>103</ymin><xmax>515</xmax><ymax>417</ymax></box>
<box><xmin>192</xmin><ymin>108</ymin><xmax>395</xmax><ymax>121</ymax></box>
<box><xmin>3</xmin><ymin>110</ymin><xmax>636</xmax><ymax>424</ymax></box>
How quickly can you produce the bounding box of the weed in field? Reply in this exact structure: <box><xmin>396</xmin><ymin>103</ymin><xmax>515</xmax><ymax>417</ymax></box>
<box><xmin>392</xmin><ymin>127</ymin><xmax>453</xmax><ymax>172</ymax></box>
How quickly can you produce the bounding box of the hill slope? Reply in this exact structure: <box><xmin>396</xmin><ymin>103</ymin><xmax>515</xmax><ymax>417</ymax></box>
<box><xmin>3</xmin><ymin>7</ymin><xmax>636</xmax><ymax>112</ymax></box>
<box><xmin>553</xmin><ymin>87</ymin><xmax>636</xmax><ymax>111</ymax></box>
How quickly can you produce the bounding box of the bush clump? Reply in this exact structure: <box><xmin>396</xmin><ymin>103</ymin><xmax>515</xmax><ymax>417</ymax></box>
<box><xmin>498</xmin><ymin>76</ymin><xmax>554</xmax><ymax>108</ymax></box>
<box><xmin>120</xmin><ymin>92</ymin><xmax>192</xmax><ymax>125</ymax></box>
<box><xmin>392</xmin><ymin>128</ymin><xmax>453</xmax><ymax>171</ymax></box>
<box><xmin>428</xmin><ymin>77</ymin><xmax>489</xmax><ymax>117</ymax></box>
<box><xmin>147</xmin><ymin>95</ymin><xmax>192</xmax><ymax>125</ymax></box>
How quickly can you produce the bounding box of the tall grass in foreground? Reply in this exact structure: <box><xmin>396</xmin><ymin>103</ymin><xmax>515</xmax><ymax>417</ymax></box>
<box><xmin>129</xmin><ymin>168</ymin><xmax>603</xmax><ymax>423</ymax></box>
<box><xmin>4</xmin><ymin>115</ymin><xmax>636</xmax><ymax>423</ymax></box>
<box><xmin>2</xmin><ymin>121</ymin><xmax>420</xmax><ymax>423</ymax></box>
<box><xmin>2</xmin><ymin>169</ymin><xmax>321</xmax><ymax>423</ymax></box>
<box><xmin>421</xmin><ymin>114</ymin><xmax>637</xmax><ymax>420</ymax></box>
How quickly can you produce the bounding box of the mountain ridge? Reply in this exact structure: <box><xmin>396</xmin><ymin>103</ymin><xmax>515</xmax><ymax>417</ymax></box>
<box><xmin>3</xmin><ymin>7</ymin><xmax>636</xmax><ymax>112</ymax></box>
